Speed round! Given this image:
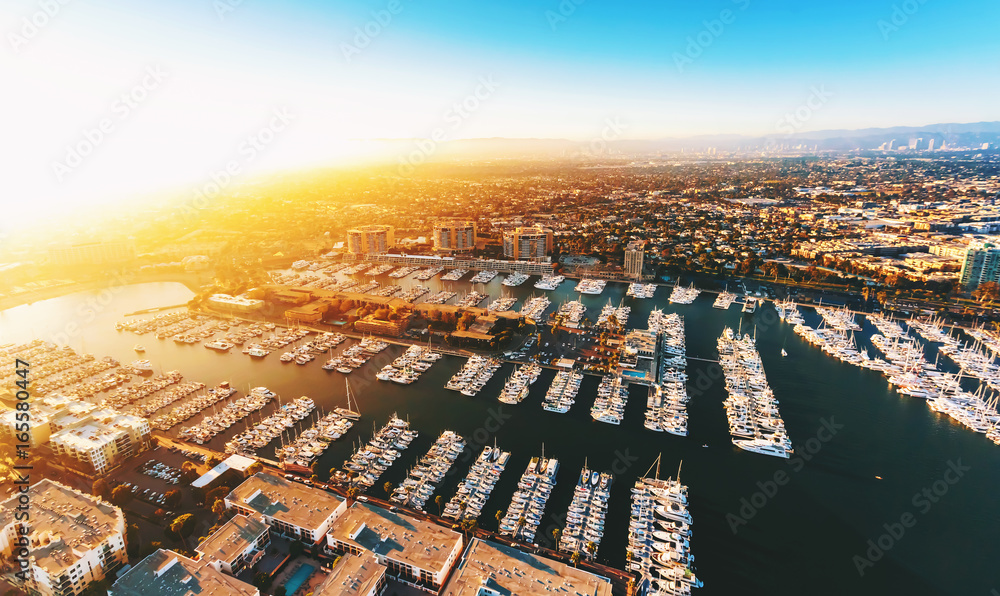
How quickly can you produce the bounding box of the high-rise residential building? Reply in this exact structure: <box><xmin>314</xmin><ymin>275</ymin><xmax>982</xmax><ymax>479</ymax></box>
<box><xmin>433</xmin><ymin>221</ymin><xmax>477</xmax><ymax>253</ymax></box>
<box><xmin>347</xmin><ymin>225</ymin><xmax>395</xmax><ymax>255</ymax></box>
<box><xmin>927</xmin><ymin>139</ymin><xmax>935</xmax><ymax>151</ymax></box>
<box><xmin>625</xmin><ymin>240</ymin><xmax>645</xmax><ymax>280</ymax></box>
<box><xmin>0</xmin><ymin>479</ymin><xmax>127</xmax><ymax>595</ymax></box>
<box><xmin>960</xmin><ymin>241</ymin><xmax>1000</xmax><ymax>289</ymax></box>
<box><xmin>502</xmin><ymin>226</ymin><xmax>553</xmax><ymax>260</ymax></box>
<box><xmin>49</xmin><ymin>412</ymin><xmax>151</xmax><ymax>475</ymax></box>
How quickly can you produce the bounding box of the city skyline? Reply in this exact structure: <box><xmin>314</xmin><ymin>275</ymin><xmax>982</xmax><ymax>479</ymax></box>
<box><xmin>6</xmin><ymin>0</ymin><xmax>1000</xmax><ymax>224</ymax></box>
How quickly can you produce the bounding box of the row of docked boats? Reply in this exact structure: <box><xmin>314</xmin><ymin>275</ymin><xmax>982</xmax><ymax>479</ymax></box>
<box><xmin>668</xmin><ymin>283</ymin><xmax>700</xmax><ymax>305</ymax></box>
<box><xmin>556</xmin><ymin>300</ymin><xmax>587</xmax><ymax>327</ymax></box>
<box><xmin>712</xmin><ymin>290</ymin><xmax>737</xmax><ymax>310</ymax></box>
<box><xmin>125</xmin><ymin>381</ymin><xmax>205</xmax><ymax>418</ymax></box>
<box><xmin>628</xmin><ymin>460</ymin><xmax>702</xmax><ymax>595</ymax></box>
<box><xmin>224</xmin><ymin>396</ymin><xmax>316</xmax><ymax>454</ymax></box>
<box><xmin>520</xmin><ymin>295</ymin><xmax>550</xmax><ymax>320</ymax></box>
<box><xmin>371</xmin><ymin>284</ymin><xmax>403</xmax><ymax>297</ymax></box>
<box><xmin>497</xmin><ymin>363</ymin><xmax>542</xmax><ymax>404</ymax></box>
<box><xmin>574</xmin><ymin>278</ymin><xmax>606</xmax><ymax>295</ymax></box>
<box><xmin>398</xmin><ymin>285</ymin><xmax>430</xmax><ymax>303</ymax></box>
<box><xmin>596</xmin><ymin>299</ymin><xmax>631</xmax><ymax>328</ymax></box>
<box><xmin>177</xmin><ymin>386</ymin><xmax>276</xmax><ymax>443</ymax></box>
<box><xmin>534</xmin><ymin>275</ymin><xmax>565</xmax><ymax>290</ymax></box>
<box><xmin>149</xmin><ymin>382</ymin><xmax>237</xmax><ymax>430</ymax></box>
<box><xmin>277</xmin><ymin>410</ymin><xmax>356</xmax><ymax>472</ymax></box>
<box><xmin>646</xmin><ymin>311</ymin><xmax>689</xmax><ymax>435</ymax></box>
<box><xmin>103</xmin><ymin>370</ymin><xmax>183</xmax><ymax>408</ymax></box>
<box><xmin>444</xmin><ymin>445</ymin><xmax>510</xmax><ymax>521</ymax></box>
<box><xmin>413</xmin><ymin>266</ymin><xmax>444</xmax><ymax>281</ymax></box>
<box><xmin>558</xmin><ymin>464</ymin><xmax>611</xmax><ymax>558</ymax></box>
<box><xmin>487</xmin><ymin>295</ymin><xmax>518</xmax><ymax>312</ymax></box>
<box><xmin>627</xmin><ymin>283</ymin><xmax>657</xmax><ymax>299</ymax></box>
<box><xmin>343</xmin><ymin>262</ymin><xmax>371</xmax><ymax>275</ymax></box>
<box><xmin>322</xmin><ymin>337</ymin><xmax>390</xmax><ymax>373</ymax></box>
<box><xmin>718</xmin><ymin>328</ymin><xmax>793</xmax><ymax>458</ymax></box>
<box><xmin>542</xmin><ymin>370</ymin><xmax>584</xmax><ymax>412</ymax></box>
<box><xmin>388</xmin><ymin>265</ymin><xmax>420</xmax><ymax>279</ymax></box>
<box><xmin>424</xmin><ymin>290</ymin><xmax>457</xmax><ymax>304</ymax></box>
<box><xmin>502</xmin><ymin>271</ymin><xmax>530</xmax><ymax>287</ymax></box>
<box><xmin>498</xmin><ymin>456</ymin><xmax>559</xmax><ymax>543</ymax></box>
<box><xmin>366</xmin><ymin>264</ymin><xmax>395</xmax><ymax>276</ymax></box>
<box><xmin>775</xmin><ymin>298</ymin><xmax>805</xmax><ymax>324</ymax></box>
<box><xmin>445</xmin><ymin>355</ymin><xmax>502</xmax><ymax>396</ymax></box>
<box><xmin>377</xmin><ymin>344</ymin><xmax>442</xmax><ymax>384</ymax></box>
<box><xmin>441</xmin><ymin>268</ymin><xmax>469</xmax><ymax>281</ymax></box>
<box><xmin>471</xmin><ymin>270</ymin><xmax>498</xmax><ymax>283</ymax></box>
<box><xmin>336</xmin><ymin>414</ymin><xmax>417</xmax><ymax>490</ymax></box>
<box><xmin>816</xmin><ymin>305</ymin><xmax>861</xmax><ymax>332</ymax></box>
<box><xmin>591</xmin><ymin>374</ymin><xmax>628</xmax><ymax>425</ymax></box>
<box><xmin>390</xmin><ymin>430</ymin><xmax>465</xmax><ymax>510</ymax></box>
<box><xmin>456</xmin><ymin>291</ymin><xmax>489</xmax><ymax>308</ymax></box>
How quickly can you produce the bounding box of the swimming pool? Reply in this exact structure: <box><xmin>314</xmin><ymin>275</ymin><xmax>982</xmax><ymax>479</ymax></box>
<box><xmin>281</xmin><ymin>563</ymin><xmax>315</xmax><ymax>595</ymax></box>
<box><xmin>621</xmin><ymin>369</ymin><xmax>647</xmax><ymax>379</ymax></box>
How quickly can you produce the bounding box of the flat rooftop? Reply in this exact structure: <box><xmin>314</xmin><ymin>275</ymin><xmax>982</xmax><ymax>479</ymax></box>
<box><xmin>195</xmin><ymin>514</ymin><xmax>267</xmax><ymax>563</ymax></box>
<box><xmin>110</xmin><ymin>549</ymin><xmax>258</xmax><ymax>596</ymax></box>
<box><xmin>227</xmin><ymin>472</ymin><xmax>343</xmax><ymax>531</ymax></box>
<box><xmin>441</xmin><ymin>538</ymin><xmax>613</xmax><ymax>596</ymax></box>
<box><xmin>314</xmin><ymin>552</ymin><xmax>386</xmax><ymax>596</ymax></box>
<box><xmin>0</xmin><ymin>479</ymin><xmax>123</xmax><ymax>576</ymax></box>
<box><xmin>328</xmin><ymin>502</ymin><xmax>462</xmax><ymax>573</ymax></box>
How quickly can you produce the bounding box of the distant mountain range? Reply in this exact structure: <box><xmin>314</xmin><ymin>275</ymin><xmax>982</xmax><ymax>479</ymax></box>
<box><xmin>366</xmin><ymin>121</ymin><xmax>1000</xmax><ymax>159</ymax></box>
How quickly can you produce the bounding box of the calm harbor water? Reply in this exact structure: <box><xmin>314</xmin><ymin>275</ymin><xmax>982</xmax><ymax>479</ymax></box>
<box><xmin>2</xmin><ymin>276</ymin><xmax>998</xmax><ymax>595</ymax></box>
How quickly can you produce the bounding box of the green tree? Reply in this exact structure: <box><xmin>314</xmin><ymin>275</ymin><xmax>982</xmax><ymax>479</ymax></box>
<box><xmin>164</xmin><ymin>489</ymin><xmax>182</xmax><ymax>509</ymax></box>
<box><xmin>211</xmin><ymin>499</ymin><xmax>227</xmax><ymax>518</ymax></box>
<box><xmin>435</xmin><ymin>495</ymin><xmax>443</xmax><ymax>516</ymax></box>
<box><xmin>92</xmin><ymin>479</ymin><xmax>110</xmax><ymax>501</ymax></box>
<box><xmin>169</xmin><ymin>514</ymin><xmax>197</xmax><ymax>548</ymax></box>
<box><xmin>110</xmin><ymin>485</ymin><xmax>132</xmax><ymax>507</ymax></box>
<box><xmin>247</xmin><ymin>461</ymin><xmax>264</xmax><ymax>475</ymax></box>
<box><xmin>383</xmin><ymin>481</ymin><xmax>393</xmax><ymax>496</ymax></box>
<box><xmin>570</xmin><ymin>551</ymin><xmax>581</xmax><ymax>567</ymax></box>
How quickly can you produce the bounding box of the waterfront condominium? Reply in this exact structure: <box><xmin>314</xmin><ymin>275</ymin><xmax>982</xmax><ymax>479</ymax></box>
<box><xmin>625</xmin><ymin>239</ymin><xmax>645</xmax><ymax>280</ymax></box>
<box><xmin>0</xmin><ymin>479</ymin><xmax>127</xmax><ymax>596</ymax></box>
<box><xmin>960</xmin><ymin>240</ymin><xmax>1000</xmax><ymax>289</ymax></box>
<box><xmin>347</xmin><ymin>225</ymin><xmax>395</xmax><ymax>255</ymax></box>
<box><xmin>433</xmin><ymin>221</ymin><xmax>477</xmax><ymax>253</ymax></box>
<box><xmin>502</xmin><ymin>226</ymin><xmax>553</xmax><ymax>260</ymax></box>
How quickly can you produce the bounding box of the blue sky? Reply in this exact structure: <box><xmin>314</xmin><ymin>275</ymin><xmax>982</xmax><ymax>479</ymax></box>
<box><xmin>3</xmin><ymin>0</ymin><xmax>999</xmax><ymax>217</ymax></box>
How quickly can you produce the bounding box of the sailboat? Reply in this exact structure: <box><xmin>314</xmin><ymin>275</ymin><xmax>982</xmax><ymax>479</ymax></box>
<box><xmin>335</xmin><ymin>379</ymin><xmax>362</xmax><ymax>420</ymax></box>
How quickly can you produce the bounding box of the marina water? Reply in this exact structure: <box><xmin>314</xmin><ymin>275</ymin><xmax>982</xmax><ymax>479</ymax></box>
<box><xmin>3</xmin><ymin>277</ymin><xmax>999</xmax><ymax>595</ymax></box>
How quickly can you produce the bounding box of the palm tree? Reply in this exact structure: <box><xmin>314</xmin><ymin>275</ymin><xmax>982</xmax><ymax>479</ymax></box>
<box><xmin>383</xmin><ymin>481</ymin><xmax>393</xmax><ymax>496</ymax></box>
<box><xmin>585</xmin><ymin>540</ymin><xmax>597</xmax><ymax>558</ymax></box>
<box><xmin>495</xmin><ymin>510</ymin><xmax>503</xmax><ymax>522</ymax></box>
<box><xmin>460</xmin><ymin>518</ymin><xmax>477</xmax><ymax>541</ymax></box>
<box><xmin>570</xmin><ymin>551</ymin><xmax>581</xmax><ymax>567</ymax></box>
<box><xmin>435</xmin><ymin>495</ymin><xmax>443</xmax><ymax>516</ymax></box>
<box><xmin>551</xmin><ymin>528</ymin><xmax>561</xmax><ymax>547</ymax></box>
<box><xmin>346</xmin><ymin>486</ymin><xmax>360</xmax><ymax>503</ymax></box>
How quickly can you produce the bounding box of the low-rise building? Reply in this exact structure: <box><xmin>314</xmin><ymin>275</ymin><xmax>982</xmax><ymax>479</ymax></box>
<box><xmin>109</xmin><ymin>548</ymin><xmax>259</xmax><ymax>596</ymax></box>
<box><xmin>326</xmin><ymin>502</ymin><xmax>464</xmax><ymax>592</ymax></box>
<box><xmin>208</xmin><ymin>294</ymin><xmax>264</xmax><ymax>313</ymax></box>
<box><xmin>314</xmin><ymin>552</ymin><xmax>387</xmax><ymax>596</ymax></box>
<box><xmin>225</xmin><ymin>473</ymin><xmax>346</xmax><ymax>545</ymax></box>
<box><xmin>440</xmin><ymin>538</ymin><xmax>613</xmax><ymax>596</ymax></box>
<box><xmin>195</xmin><ymin>514</ymin><xmax>270</xmax><ymax>576</ymax></box>
<box><xmin>0</xmin><ymin>479</ymin><xmax>127</xmax><ymax>596</ymax></box>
